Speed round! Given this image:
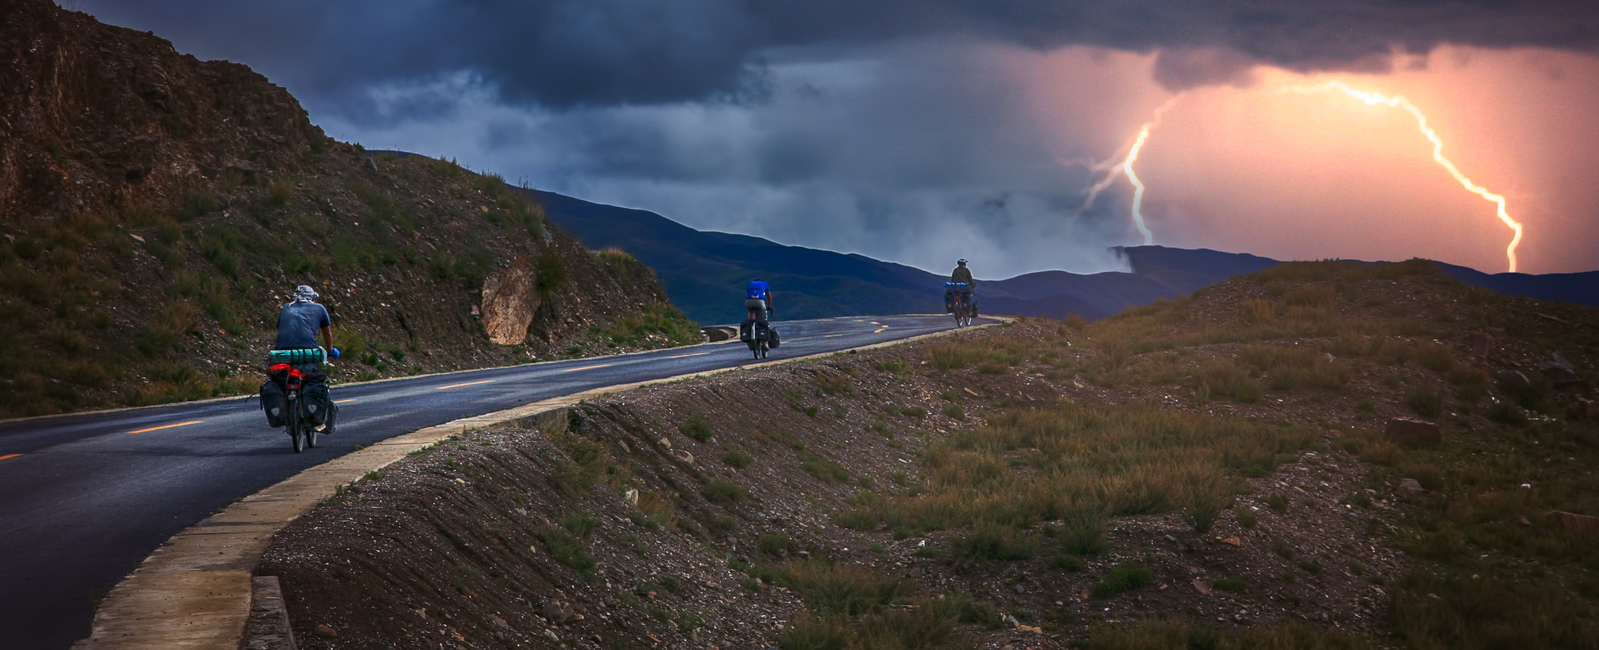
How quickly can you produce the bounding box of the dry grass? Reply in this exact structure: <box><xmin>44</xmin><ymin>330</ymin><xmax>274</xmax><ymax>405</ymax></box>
<box><xmin>1082</xmin><ymin>619</ymin><xmax>1376</xmax><ymax>650</ymax></box>
<box><xmin>930</xmin><ymin>339</ymin><xmax>1025</xmax><ymax>371</ymax></box>
<box><xmin>839</xmin><ymin>402</ymin><xmax>1309</xmax><ymax>540</ymax></box>
<box><xmin>750</xmin><ymin>561</ymin><xmax>981</xmax><ymax>650</ymax></box>
<box><xmin>267</xmin><ymin>176</ymin><xmax>296</xmax><ymax>205</ymax></box>
<box><xmin>545</xmin><ymin>414</ymin><xmax>616</xmax><ymax>497</ymax></box>
<box><xmin>1236</xmin><ymin>344</ymin><xmax>1353</xmax><ymax>391</ymax></box>
<box><xmin>1333</xmin><ymin>402</ymin><xmax>1599</xmax><ymax>647</ymax></box>
<box><xmin>591</xmin><ymin>246</ymin><xmax>635</xmax><ymax>271</ymax></box>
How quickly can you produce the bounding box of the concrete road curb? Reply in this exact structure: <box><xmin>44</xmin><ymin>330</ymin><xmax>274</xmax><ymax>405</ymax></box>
<box><xmin>72</xmin><ymin>317</ymin><xmax>1008</xmax><ymax>649</ymax></box>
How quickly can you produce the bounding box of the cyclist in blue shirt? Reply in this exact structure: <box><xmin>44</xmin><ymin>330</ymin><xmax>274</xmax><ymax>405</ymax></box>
<box><xmin>745</xmin><ymin>278</ymin><xmax>773</xmax><ymax>322</ymax></box>
<box><xmin>276</xmin><ymin>285</ymin><xmax>335</xmax><ymax>351</ymax></box>
<box><xmin>274</xmin><ymin>285</ymin><xmax>340</xmax><ymax>434</ymax></box>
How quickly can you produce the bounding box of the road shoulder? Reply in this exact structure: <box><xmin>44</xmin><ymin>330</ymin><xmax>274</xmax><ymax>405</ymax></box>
<box><xmin>72</xmin><ymin>317</ymin><xmax>1006</xmax><ymax>649</ymax></box>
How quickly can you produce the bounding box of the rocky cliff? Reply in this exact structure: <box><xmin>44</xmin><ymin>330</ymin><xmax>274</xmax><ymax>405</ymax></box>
<box><xmin>0</xmin><ymin>0</ymin><xmax>698</xmax><ymax>418</ymax></box>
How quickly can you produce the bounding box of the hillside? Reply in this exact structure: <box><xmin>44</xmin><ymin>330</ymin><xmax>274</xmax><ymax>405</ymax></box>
<box><xmin>534</xmin><ymin>189</ymin><xmax>1272</xmax><ymax>324</ymax></box>
<box><xmin>533</xmin><ymin>189</ymin><xmax>1599</xmax><ymax>324</ymax></box>
<box><xmin>258</xmin><ymin>260</ymin><xmax>1599</xmax><ymax>649</ymax></box>
<box><xmin>0</xmin><ymin>0</ymin><xmax>697</xmax><ymax>418</ymax></box>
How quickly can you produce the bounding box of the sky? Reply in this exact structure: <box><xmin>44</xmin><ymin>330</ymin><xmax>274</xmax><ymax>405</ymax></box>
<box><xmin>74</xmin><ymin>0</ymin><xmax>1599</xmax><ymax>278</ymax></box>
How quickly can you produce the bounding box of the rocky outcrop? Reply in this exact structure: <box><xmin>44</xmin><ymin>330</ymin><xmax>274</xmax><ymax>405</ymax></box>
<box><xmin>481</xmin><ymin>265</ymin><xmax>540</xmax><ymax>345</ymax></box>
<box><xmin>1541</xmin><ymin>352</ymin><xmax>1585</xmax><ymax>387</ymax></box>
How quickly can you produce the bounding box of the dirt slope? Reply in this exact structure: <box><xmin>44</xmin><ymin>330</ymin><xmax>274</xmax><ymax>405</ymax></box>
<box><xmin>0</xmin><ymin>0</ymin><xmax>697</xmax><ymax>418</ymax></box>
<box><xmin>258</xmin><ymin>323</ymin><xmax>1398</xmax><ymax>649</ymax></box>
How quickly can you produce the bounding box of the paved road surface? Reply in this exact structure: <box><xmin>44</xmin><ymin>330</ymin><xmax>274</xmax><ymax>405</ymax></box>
<box><xmin>0</xmin><ymin>314</ymin><xmax>986</xmax><ymax>649</ymax></box>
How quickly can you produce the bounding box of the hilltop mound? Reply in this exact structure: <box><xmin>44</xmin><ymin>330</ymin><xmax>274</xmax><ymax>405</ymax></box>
<box><xmin>0</xmin><ymin>0</ymin><xmax>697</xmax><ymax>418</ymax></box>
<box><xmin>258</xmin><ymin>261</ymin><xmax>1599</xmax><ymax>648</ymax></box>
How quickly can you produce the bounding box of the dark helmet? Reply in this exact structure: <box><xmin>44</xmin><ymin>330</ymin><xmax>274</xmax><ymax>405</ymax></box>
<box><xmin>956</xmin><ymin>259</ymin><xmax>967</xmax><ymax>265</ymax></box>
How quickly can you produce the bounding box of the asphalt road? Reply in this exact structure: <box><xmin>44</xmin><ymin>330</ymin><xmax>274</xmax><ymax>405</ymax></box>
<box><xmin>0</xmin><ymin>314</ymin><xmax>986</xmax><ymax>650</ymax></box>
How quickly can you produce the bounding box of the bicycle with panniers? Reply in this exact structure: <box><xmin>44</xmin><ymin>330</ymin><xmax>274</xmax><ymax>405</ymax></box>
<box><xmin>260</xmin><ymin>347</ymin><xmax>337</xmax><ymax>452</ymax></box>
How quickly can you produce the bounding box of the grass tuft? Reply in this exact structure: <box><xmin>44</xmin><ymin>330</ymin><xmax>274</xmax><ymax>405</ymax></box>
<box><xmin>1092</xmin><ymin>561</ymin><xmax>1154</xmax><ymax>598</ymax></box>
<box><xmin>679</xmin><ymin>413</ymin><xmax>714</xmax><ymax>442</ymax></box>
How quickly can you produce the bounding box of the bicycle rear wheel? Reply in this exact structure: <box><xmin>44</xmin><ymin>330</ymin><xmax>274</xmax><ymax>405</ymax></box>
<box><xmin>288</xmin><ymin>396</ymin><xmax>304</xmax><ymax>453</ymax></box>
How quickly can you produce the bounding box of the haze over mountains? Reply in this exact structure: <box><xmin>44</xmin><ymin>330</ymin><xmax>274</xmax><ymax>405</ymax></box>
<box><xmin>531</xmin><ymin>188</ymin><xmax>1599</xmax><ymax>325</ymax></box>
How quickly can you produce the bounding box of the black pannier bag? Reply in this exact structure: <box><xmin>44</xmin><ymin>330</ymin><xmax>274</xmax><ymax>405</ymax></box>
<box><xmin>755</xmin><ymin>321</ymin><xmax>770</xmax><ymax>341</ymax></box>
<box><xmin>260</xmin><ymin>379</ymin><xmax>287</xmax><ymax>428</ymax></box>
<box><xmin>303</xmin><ymin>380</ymin><xmax>331</xmax><ymax>426</ymax></box>
<box><xmin>740</xmin><ymin>319</ymin><xmax>756</xmax><ymax>342</ymax></box>
<box><xmin>767</xmin><ymin>327</ymin><xmax>781</xmax><ymax>348</ymax></box>
<box><xmin>297</xmin><ymin>365</ymin><xmax>332</xmax><ymax>426</ymax></box>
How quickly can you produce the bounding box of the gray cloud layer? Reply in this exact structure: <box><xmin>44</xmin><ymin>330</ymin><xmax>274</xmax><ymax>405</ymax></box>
<box><xmin>79</xmin><ymin>0</ymin><xmax>1599</xmax><ymax>109</ymax></box>
<box><xmin>71</xmin><ymin>1</ymin><xmax>1599</xmax><ymax>277</ymax></box>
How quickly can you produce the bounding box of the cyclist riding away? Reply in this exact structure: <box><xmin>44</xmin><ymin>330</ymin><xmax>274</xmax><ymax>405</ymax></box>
<box><xmin>951</xmin><ymin>259</ymin><xmax>974</xmax><ymax>288</ymax></box>
<box><xmin>745</xmin><ymin>278</ymin><xmax>774</xmax><ymax>322</ymax></box>
<box><xmin>274</xmin><ymin>285</ymin><xmax>340</xmax><ymax>434</ymax></box>
<box><xmin>946</xmin><ymin>259</ymin><xmax>975</xmax><ymax>314</ymax></box>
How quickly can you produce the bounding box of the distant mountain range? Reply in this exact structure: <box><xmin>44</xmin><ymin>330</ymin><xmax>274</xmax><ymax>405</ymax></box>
<box><xmin>532</xmin><ymin>189</ymin><xmax>1599</xmax><ymax>325</ymax></box>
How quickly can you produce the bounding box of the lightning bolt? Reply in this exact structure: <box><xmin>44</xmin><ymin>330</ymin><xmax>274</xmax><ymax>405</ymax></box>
<box><xmin>1061</xmin><ymin>98</ymin><xmax>1181</xmax><ymax>243</ymax></box>
<box><xmin>1122</xmin><ymin>115</ymin><xmax>1161</xmax><ymax>245</ymax></box>
<box><xmin>1291</xmin><ymin>81</ymin><xmax>1525</xmax><ymax>272</ymax></box>
<box><xmin>1064</xmin><ymin>84</ymin><xmax>1523</xmax><ymax>271</ymax></box>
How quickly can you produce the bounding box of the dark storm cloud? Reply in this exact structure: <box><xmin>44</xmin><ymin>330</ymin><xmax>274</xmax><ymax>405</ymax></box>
<box><xmin>79</xmin><ymin>0</ymin><xmax>1599</xmax><ymax>109</ymax></box>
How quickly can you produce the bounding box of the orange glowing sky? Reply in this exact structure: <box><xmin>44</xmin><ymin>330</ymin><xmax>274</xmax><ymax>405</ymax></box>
<box><xmin>1017</xmin><ymin>45</ymin><xmax>1599</xmax><ymax>275</ymax></box>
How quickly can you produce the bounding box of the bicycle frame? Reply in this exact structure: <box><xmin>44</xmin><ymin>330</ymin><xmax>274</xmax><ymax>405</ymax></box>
<box><xmin>268</xmin><ymin>362</ymin><xmax>316</xmax><ymax>452</ymax></box>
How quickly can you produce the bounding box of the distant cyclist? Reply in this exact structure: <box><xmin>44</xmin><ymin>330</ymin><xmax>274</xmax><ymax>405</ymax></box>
<box><xmin>947</xmin><ymin>259</ymin><xmax>975</xmax><ymax>313</ymax></box>
<box><xmin>275</xmin><ymin>285</ymin><xmax>340</xmax><ymax>433</ymax></box>
<box><xmin>950</xmin><ymin>259</ymin><xmax>974</xmax><ymax>288</ymax></box>
<box><xmin>745</xmin><ymin>278</ymin><xmax>774</xmax><ymax>322</ymax></box>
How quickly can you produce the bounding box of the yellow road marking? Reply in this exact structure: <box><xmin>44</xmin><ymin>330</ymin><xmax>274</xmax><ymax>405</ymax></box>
<box><xmin>870</xmin><ymin>321</ymin><xmax>881</xmax><ymax>325</ymax></box>
<box><xmin>873</xmin><ymin>328</ymin><xmax>886</xmax><ymax>333</ymax></box>
<box><xmin>562</xmin><ymin>364</ymin><xmax>612</xmax><ymax>372</ymax></box>
<box><xmin>667</xmin><ymin>352</ymin><xmax>710</xmax><ymax>359</ymax></box>
<box><xmin>0</xmin><ymin>454</ymin><xmax>21</xmax><ymax>461</ymax></box>
<box><xmin>435</xmin><ymin>380</ymin><xmax>495</xmax><ymax>390</ymax></box>
<box><xmin>334</xmin><ymin>399</ymin><xmax>356</xmax><ymax>404</ymax></box>
<box><xmin>824</xmin><ymin>333</ymin><xmax>847</xmax><ymax>338</ymax></box>
<box><xmin>128</xmin><ymin>421</ymin><xmax>204</xmax><ymax>434</ymax></box>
